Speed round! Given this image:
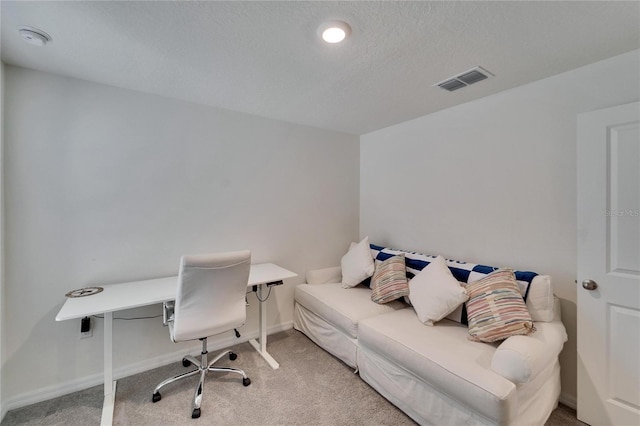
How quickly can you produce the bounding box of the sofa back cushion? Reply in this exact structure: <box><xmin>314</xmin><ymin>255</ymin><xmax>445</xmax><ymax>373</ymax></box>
<box><xmin>368</xmin><ymin>244</ymin><xmax>554</xmax><ymax>323</ymax></box>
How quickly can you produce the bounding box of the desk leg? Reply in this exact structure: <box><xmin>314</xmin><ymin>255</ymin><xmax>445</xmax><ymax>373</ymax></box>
<box><xmin>248</xmin><ymin>284</ymin><xmax>279</xmax><ymax>369</ymax></box>
<box><xmin>101</xmin><ymin>311</ymin><xmax>116</xmax><ymax>426</ymax></box>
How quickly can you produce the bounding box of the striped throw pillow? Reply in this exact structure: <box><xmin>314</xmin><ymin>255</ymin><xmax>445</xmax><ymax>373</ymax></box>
<box><xmin>371</xmin><ymin>254</ymin><xmax>409</xmax><ymax>304</ymax></box>
<box><xmin>466</xmin><ymin>269</ymin><xmax>535</xmax><ymax>343</ymax></box>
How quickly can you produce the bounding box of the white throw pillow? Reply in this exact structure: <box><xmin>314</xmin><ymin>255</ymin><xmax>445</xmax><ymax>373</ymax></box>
<box><xmin>341</xmin><ymin>237</ymin><xmax>375</xmax><ymax>288</ymax></box>
<box><xmin>409</xmin><ymin>255</ymin><xmax>468</xmax><ymax>325</ymax></box>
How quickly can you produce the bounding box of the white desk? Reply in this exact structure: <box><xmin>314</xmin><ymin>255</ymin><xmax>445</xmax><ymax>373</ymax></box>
<box><xmin>56</xmin><ymin>263</ymin><xmax>296</xmax><ymax>426</ymax></box>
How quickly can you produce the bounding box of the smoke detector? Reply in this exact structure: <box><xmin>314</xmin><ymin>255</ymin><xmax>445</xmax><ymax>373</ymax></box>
<box><xmin>18</xmin><ymin>26</ymin><xmax>52</xmax><ymax>46</ymax></box>
<box><xmin>435</xmin><ymin>66</ymin><xmax>493</xmax><ymax>92</ymax></box>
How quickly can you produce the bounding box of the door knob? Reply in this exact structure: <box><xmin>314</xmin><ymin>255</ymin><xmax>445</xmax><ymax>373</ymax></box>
<box><xmin>582</xmin><ymin>279</ymin><xmax>598</xmax><ymax>290</ymax></box>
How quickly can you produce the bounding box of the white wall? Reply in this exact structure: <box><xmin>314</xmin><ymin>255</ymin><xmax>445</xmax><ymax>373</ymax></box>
<box><xmin>360</xmin><ymin>50</ymin><xmax>640</xmax><ymax>405</ymax></box>
<box><xmin>0</xmin><ymin>60</ymin><xmax>5</xmax><ymax>420</ymax></box>
<box><xmin>2</xmin><ymin>66</ymin><xmax>359</xmax><ymax>406</ymax></box>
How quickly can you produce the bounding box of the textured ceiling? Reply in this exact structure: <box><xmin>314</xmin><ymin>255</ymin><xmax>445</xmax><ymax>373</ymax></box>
<box><xmin>1</xmin><ymin>1</ymin><xmax>639</xmax><ymax>135</ymax></box>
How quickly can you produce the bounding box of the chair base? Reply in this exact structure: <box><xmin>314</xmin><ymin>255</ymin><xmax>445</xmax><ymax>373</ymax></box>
<box><xmin>152</xmin><ymin>338</ymin><xmax>250</xmax><ymax>418</ymax></box>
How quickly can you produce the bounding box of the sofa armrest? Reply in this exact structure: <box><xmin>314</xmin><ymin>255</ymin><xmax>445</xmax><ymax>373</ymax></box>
<box><xmin>306</xmin><ymin>266</ymin><xmax>342</xmax><ymax>285</ymax></box>
<box><xmin>491</xmin><ymin>316</ymin><xmax>568</xmax><ymax>384</ymax></box>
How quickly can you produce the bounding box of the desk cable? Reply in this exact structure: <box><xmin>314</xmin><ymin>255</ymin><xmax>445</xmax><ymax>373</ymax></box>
<box><xmin>248</xmin><ymin>286</ymin><xmax>272</xmax><ymax>302</ymax></box>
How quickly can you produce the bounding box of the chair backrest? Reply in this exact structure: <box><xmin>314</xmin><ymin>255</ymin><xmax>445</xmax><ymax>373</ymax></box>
<box><xmin>172</xmin><ymin>250</ymin><xmax>251</xmax><ymax>342</ymax></box>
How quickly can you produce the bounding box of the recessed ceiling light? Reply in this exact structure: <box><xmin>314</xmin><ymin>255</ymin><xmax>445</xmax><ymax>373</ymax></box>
<box><xmin>17</xmin><ymin>26</ymin><xmax>52</xmax><ymax>46</ymax></box>
<box><xmin>319</xmin><ymin>21</ymin><xmax>351</xmax><ymax>44</ymax></box>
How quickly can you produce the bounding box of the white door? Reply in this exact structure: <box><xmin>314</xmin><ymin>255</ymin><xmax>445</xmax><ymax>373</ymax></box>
<box><xmin>577</xmin><ymin>102</ymin><xmax>640</xmax><ymax>426</ymax></box>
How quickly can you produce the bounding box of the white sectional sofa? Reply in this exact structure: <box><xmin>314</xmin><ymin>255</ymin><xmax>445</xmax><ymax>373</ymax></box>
<box><xmin>293</xmin><ymin>243</ymin><xmax>567</xmax><ymax>426</ymax></box>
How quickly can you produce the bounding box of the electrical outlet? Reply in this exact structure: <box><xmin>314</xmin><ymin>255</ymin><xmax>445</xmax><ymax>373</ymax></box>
<box><xmin>80</xmin><ymin>316</ymin><xmax>93</xmax><ymax>338</ymax></box>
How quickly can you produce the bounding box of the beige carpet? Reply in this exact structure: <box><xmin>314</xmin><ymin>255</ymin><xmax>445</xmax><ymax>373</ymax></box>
<box><xmin>2</xmin><ymin>329</ymin><xmax>585</xmax><ymax>425</ymax></box>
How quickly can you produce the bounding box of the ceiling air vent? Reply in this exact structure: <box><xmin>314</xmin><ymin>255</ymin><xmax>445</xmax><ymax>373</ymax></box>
<box><xmin>438</xmin><ymin>79</ymin><xmax>467</xmax><ymax>92</ymax></box>
<box><xmin>435</xmin><ymin>66</ymin><xmax>493</xmax><ymax>92</ymax></box>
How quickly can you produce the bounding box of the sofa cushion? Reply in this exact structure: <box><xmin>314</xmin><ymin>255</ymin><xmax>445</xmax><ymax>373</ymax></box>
<box><xmin>408</xmin><ymin>255</ymin><xmax>468</xmax><ymax>325</ymax></box>
<box><xmin>341</xmin><ymin>237</ymin><xmax>375</xmax><ymax>288</ymax></box>
<box><xmin>525</xmin><ymin>275</ymin><xmax>554</xmax><ymax>322</ymax></box>
<box><xmin>358</xmin><ymin>309</ymin><xmax>516</xmax><ymax>413</ymax></box>
<box><xmin>294</xmin><ymin>283</ymin><xmax>406</xmax><ymax>338</ymax></box>
<box><xmin>369</xmin><ymin>244</ymin><xmax>553</xmax><ymax>323</ymax></box>
<box><xmin>466</xmin><ymin>269</ymin><xmax>535</xmax><ymax>342</ymax></box>
<box><xmin>371</xmin><ymin>254</ymin><xmax>409</xmax><ymax>304</ymax></box>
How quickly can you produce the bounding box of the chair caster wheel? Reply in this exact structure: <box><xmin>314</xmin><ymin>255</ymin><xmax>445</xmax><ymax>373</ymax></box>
<box><xmin>229</xmin><ymin>352</ymin><xmax>237</xmax><ymax>361</ymax></box>
<box><xmin>243</xmin><ymin>377</ymin><xmax>251</xmax><ymax>386</ymax></box>
<box><xmin>152</xmin><ymin>392</ymin><xmax>161</xmax><ymax>403</ymax></box>
<box><xmin>182</xmin><ymin>358</ymin><xmax>191</xmax><ymax>367</ymax></box>
<box><xmin>192</xmin><ymin>408</ymin><xmax>201</xmax><ymax>418</ymax></box>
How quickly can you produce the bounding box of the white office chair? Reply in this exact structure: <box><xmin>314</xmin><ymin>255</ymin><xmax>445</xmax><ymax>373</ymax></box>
<box><xmin>152</xmin><ymin>250</ymin><xmax>252</xmax><ymax>419</ymax></box>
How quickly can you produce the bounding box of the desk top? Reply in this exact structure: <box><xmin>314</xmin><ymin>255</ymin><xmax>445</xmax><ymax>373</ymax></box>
<box><xmin>56</xmin><ymin>263</ymin><xmax>297</xmax><ymax>321</ymax></box>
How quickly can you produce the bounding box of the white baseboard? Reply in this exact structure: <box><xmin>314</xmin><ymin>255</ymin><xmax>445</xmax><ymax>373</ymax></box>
<box><xmin>2</xmin><ymin>322</ymin><xmax>293</xmax><ymax>414</ymax></box>
<box><xmin>559</xmin><ymin>392</ymin><xmax>577</xmax><ymax>409</ymax></box>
